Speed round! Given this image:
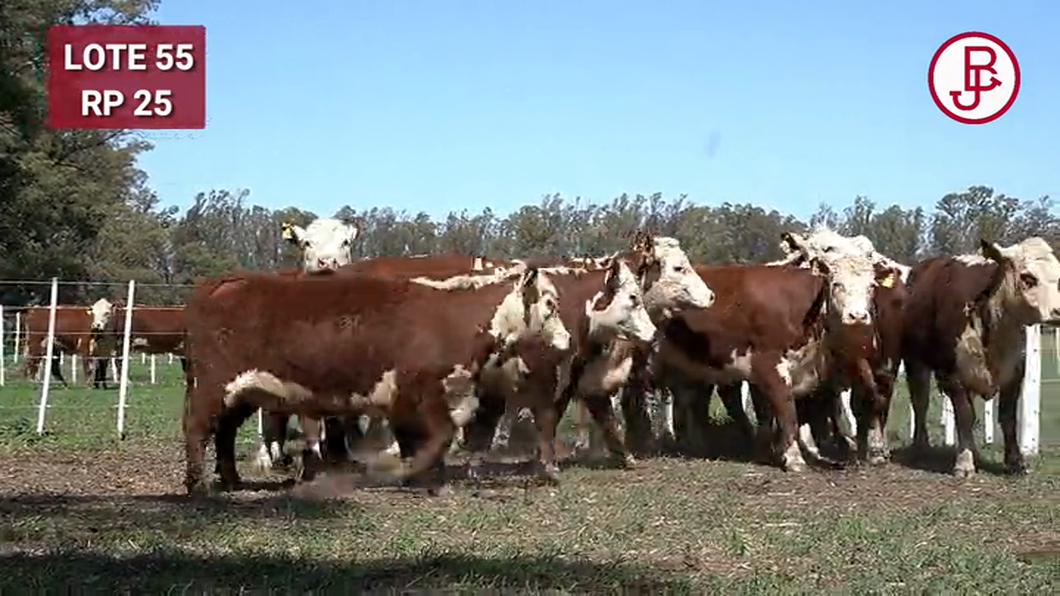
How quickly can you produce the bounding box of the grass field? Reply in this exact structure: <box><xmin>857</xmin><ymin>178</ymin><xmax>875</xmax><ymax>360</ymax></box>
<box><xmin>0</xmin><ymin>349</ymin><xmax>1058</xmax><ymax>593</ymax></box>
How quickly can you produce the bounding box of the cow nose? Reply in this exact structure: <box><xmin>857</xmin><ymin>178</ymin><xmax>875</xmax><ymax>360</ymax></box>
<box><xmin>317</xmin><ymin>258</ymin><xmax>336</xmax><ymax>270</ymax></box>
<box><xmin>846</xmin><ymin>310</ymin><xmax>871</xmax><ymax>324</ymax></box>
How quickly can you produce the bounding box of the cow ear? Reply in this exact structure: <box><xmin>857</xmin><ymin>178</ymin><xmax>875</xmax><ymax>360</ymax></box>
<box><xmin>85</xmin><ymin>308</ymin><xmax>92</xmax><ymax>315</ymax></box>
<box><xmin>980</xmin><ymin>239</ymin><xmax>1006</xmax><ymax>263</ymax></box>
<box><xmin>520</xmin><ymin>267</ymin><xmax>539</xmax><ymax>288</ymax></box>
<box><xmin>281</xmin><ymin>222</ymin><xmax>299</xmax><ymax>244</ymax></box>
<box><xmin>809</xmin><ymin>258</ymin><xmax>830</xmax><ymax>276</ymax></box>
<box><xmin>779</xmin><ymin>232</ymin><xmax>801</xmax><ymax>254</ymax></box>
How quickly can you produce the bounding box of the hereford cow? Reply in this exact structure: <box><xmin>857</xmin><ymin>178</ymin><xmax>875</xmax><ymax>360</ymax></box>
<box><xmin>183</xmin><ymin>265</ymin><xmax>571</xmax><ymax>495</ymax></box>
<box><xmin>639</xmin><ymin>233</ymin><xmax>887</xmax><ymax>472</ymax></box>
<box><xmin>439</xmin><ymin>257</ymin><xmax>660</xmax><ymax>483</ymax></box>
<box><xmin>21</xmin><ymin>298</ymin><xmax>114</xmax><ymax>388</ymax></box>
<box><xmin>489</xmin><ymin>235</ymin><xmax>716</xmax><ymax>459</ymax></box>
<box><xmin>281</xmin><ymin>218</ymin><xmax>359</xmax><ymax>272</ymax></box>
<box><xmin>253</xmin><ymin>252</ymin><xmax>524</xmax><ymax>475</ymax></box>
<box><xmin>763</xmin><ymin>228</ymin><xmax>909</xmax><ymax>464</ymax></box>
<box><xmin>88</xmin><ymin>305</ymin><xmax>186</xmax><ymax>389</ymax></box>
<box><xmin>903</xmin><ymin>237</ymin><xmax>1060</xmax><ymax>477</ymax></box>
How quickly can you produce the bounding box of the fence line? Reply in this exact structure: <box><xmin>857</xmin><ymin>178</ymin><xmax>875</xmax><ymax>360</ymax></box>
<box><xmin>1</xmin><ymin>277</ymin><xmax>1057</xmax><ymax>455</ymax></box>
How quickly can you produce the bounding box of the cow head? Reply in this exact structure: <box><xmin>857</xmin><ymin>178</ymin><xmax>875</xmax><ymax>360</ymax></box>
<box><xmin>489</xmin><ymin>267</ymin><xmax>571</xmax><ymax>351</ymax></box>
<box><xmin>87</xmin><ymin>298</ymin><xmax>114</xmax><ymax>332</ymax></box>
<box><xmin>585</xmin><ymin>258</ymin><xmax>657</xmax><ymax>345</ymax></box>
<box><xmin>634</xmin><ymin>236</ymin><xmax>715</xmax><ymax>316</ymax></box>
<box><xmin>780</xmin><ymin>229</ymin><xmax>877</xmax><ymax>326</ymax></box>
<box><xmin>980</xmin><ymin>237</ymin><xmax>1060</xmax><ymax>323</ymax></box>
<box><xmin>282</xmin><ymin>218</ymin><xmax>358</xmax><ymax>272</ymax></box>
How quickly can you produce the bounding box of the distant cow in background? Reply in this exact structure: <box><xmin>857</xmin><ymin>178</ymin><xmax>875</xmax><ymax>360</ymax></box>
<box><xmin>21</xmin><ymin>298</ymin><xmax>114</xmax><ymax>388</ymax></box>
<box><xmin>89</xmin><ymin>304</ymin><xmax>186</xmax><ymax>389</ymax></box>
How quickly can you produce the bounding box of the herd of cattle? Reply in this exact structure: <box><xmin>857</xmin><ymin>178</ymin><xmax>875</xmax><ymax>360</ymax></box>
<box><xmin>13</xmin><ymin>217</ymin><xmax>1060</xmax><ymax>496</ymax></box>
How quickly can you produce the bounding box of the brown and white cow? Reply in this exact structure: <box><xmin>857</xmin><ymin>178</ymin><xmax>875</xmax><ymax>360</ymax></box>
<box><xmin>903</xmin><ymin>237</ymin><xmax>1060</xmax><ymax>477</ymax></box>
<box><xmin>254</xmin><ymin>252</ymin><xmax>522</xmax><ymax>474</ymax></box>
<box><xmin>641</xmin><ymin>232</ymin><xmax>887</xmax><ymax>472</ymax></box>
<box><xmin>491</xmin><ymin>236</ymin><xmax>716</xmax><ymax>459</ymax></box>
<box><xmin>21</xmin><ymin>298</ymin><xmax>114</xmax><ymax>387</ymax></box>
<box><xmin>456</xmin><ymin>257</ymin><xmax>659</xmax><ymax>483</ymax></box>
<box><xmin>182</xmin><ymin>265</ymin><xmax>571</xmax><ymax>495</ymax></box>
<box><xmin>89</xmin><ymin>305</ymin><xmax>186</xmax><ymax>388</ymax></box>
<box><xmin>762</xmin><ymin>228</ymin><xmax>910</xmax><ymax>464</ymax></box>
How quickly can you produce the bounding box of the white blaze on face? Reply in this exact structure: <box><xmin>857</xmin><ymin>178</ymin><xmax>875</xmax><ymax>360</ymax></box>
<box><xmin>88</xmin><ymin>298</ymin><xmax>113</xmax><ymax>331</ymax></box>
<box><xmin>816</xmin><ymin>253</ymin><xmax>877</xmax><ymax>325</ymax></box>
<box><xmin>489</xmin><ymin>268</ymin><xmax>571</xmax><ymax>351</ymax></box>
<box><xmin>643</xmin><ymin>237</ymin><xmax>715</xmax><ymax>311</ymax></box>
<box><xmin>283</xmin><ymin>218</ymin><xmax>358</xmax><ymax>272</ymax></box>
<box><xmin>983</xmin><ymin>237</ymin><xmax>1060</xmax><ymax>322</ymax></box>
<box><xmin>585</xmin><ymin>259</ymin><xmax>657</xmax><ymax>344</ymax></box>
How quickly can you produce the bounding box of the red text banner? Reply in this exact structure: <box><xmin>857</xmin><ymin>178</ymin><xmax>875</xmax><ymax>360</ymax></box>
<box><xmin>47</xmin><ymin>25</ymin><xmax>206</xmax><ymax>130</ymax></box>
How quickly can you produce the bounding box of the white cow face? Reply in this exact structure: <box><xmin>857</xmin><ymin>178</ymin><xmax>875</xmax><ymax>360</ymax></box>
<box><xmin>489</xmin><ymin>268</ymin><xmax>571</xmax><ymax>352</ymax></box>
<box><xmin>282</xmin><ymin>218</ymin><xmax>358</xmax><ymax>272</ymax></box>
<box><xmin>88</xmin><ymin>298</ymin><xmax>114</xmax><ymax>331</ymax></box>
<box><xmin>780</xmin><ymin>228</ymin><xmax>880</xmax><ymax>326</ymax></box>
<box><xmin>981</xmin><ymin>237</ymin><xmax>1060</xmax><ymax>323</ymax></box>
<box><xmin>585</xmin><ymin>258</ymin><xmax>657</xmax><ymax>345</ymax></box>
<box><xmin>638</xmin><ymin>237</ymin><xmax>715</xmax><ymax>315</ymax></box>
<box><xmin>810</xmin><ymin>254</ymin><xmax>877</xmax><ymax>326</ymax></box>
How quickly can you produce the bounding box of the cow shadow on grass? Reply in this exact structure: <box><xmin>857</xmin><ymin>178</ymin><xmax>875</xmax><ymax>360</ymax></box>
<box><xmin>889</xmin><ymin>444</ymin><xmax>1011</xmax><ymax>476</ymax></box>
<box><xmin>0</xmin><ymin>490</ymin><xmax>356</xmax><ymax>541</ymax></box>
<box><xmin>0</xmin><ymin>550</ymin><xmax>695</xmax><ymax>593</ymax></box>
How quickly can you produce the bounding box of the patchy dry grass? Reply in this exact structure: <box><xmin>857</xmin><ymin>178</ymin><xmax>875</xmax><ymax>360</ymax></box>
<box><xmin>0</xmin><ymin>356</ymin><xmax>1058</xmax><ymax>593</ymax></box>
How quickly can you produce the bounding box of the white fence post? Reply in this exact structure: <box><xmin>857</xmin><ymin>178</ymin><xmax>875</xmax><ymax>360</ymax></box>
<box><xmin>983</xmin><ymin>399</ymin><xmax>995</xmax><ymax>444</ymax></box>
<box><xmin>149</xmin><ymin>354</ymin><xmax>156</xmax><ymax>384</ymax></box>
<box><xmin>0</xmin><ymin>304</ymin><xmax>5</xmax><ymax>387</ymax></box>
<box><xmin>36</xmin><ymin>278</ymin><xmax>60</xmax><ymax>434</ymax></box>
<box><xmin>942</xmin><ymin>398</ymin><xmax>956</xmax><ymax>446</ymax></box>
<box><xmin>70</xmin><ymin>353</ymin><xmax>77</xmax><ymax>384</ymax></box>
<box><xmin>13</xmin><ymin>311</ymin><xmax>20</xmax><ymax>363</ymax></box>
<box><xmin>116</xmin><ymin>281</ymin><xmax>136</xmax><ymax>440</ymax></box>
<box><xmin>1018</xmin><ymin>324</ymin><xmax>1041</xmax><ymax>456</ymax></box>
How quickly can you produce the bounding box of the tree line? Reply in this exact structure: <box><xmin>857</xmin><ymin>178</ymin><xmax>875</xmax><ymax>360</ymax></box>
<box><xmin>2</xmin><ymin>0</ymin><xmax>1057</xmax><ymax>308</ymax></box>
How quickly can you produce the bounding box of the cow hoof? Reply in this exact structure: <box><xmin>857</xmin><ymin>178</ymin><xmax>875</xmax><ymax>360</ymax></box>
<box><xmin>427</xmin><ymin>485</ymin><xmax>451</xmax><ymax>497</ymax></box>
<box><xmin>537</xmin><ymin>463</ymin><xmax>561</xmax><ymax>485</ymax></box>
<box><xmin>253</xmin><ymin>448</ymin><xmax>274</xmax><ymax>472</ymax></box>
<box><xmin>867</xmin><ymin>451</ymin><xmax>889</xmax><ymax>466</ymax></box>
<box><xmin>1005</xmin><ymin>458</ymin><xmax>1028</xmax><ymax>476</ymax></box>
<box><xmin>615</xmin><ymin>453</ymin><xmax>637</xmax><ymax>469</ymax></box>
<box><xmin>952</xmin><ymin>449</ymin><xmax>976</xmax><ymax>478</ymax></box>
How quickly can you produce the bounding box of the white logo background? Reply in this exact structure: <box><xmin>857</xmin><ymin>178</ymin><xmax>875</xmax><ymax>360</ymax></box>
<box><xmin>929</xmin><ymin>34</ymin><xmax>1019</xmax><ymax>123</ymax></box>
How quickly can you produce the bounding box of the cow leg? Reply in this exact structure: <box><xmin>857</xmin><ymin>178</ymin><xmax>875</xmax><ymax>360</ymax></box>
<box><xmin>463</xmin><ymin>390</ymin><xmax>507</xmax><ymax>483</ymax></box>
<box><xmin>490</xmin><ymin>408</ymin><xmax>518</xmax><ymax>450</ymax></box>
<box><xmin>182</xmin><ymin>397</ymin><xmax>212</xmax><ymax>495</ymax></box>
<box><xmin>752</xmin><ymin>355</ymin><xmax>804</xmax><ymax>472</ymax></box>
<box><xmin>718</xmin><ymin>382</ymin><xmax>753</xmax><ymax>436</ymax></box>
<box><xmin>299</xmin><ymin>416</ymin><xmax>325</xmax><ymax>482</ymax></box>
<box><xmin>905</xmin><ymin>359</ymin><xmax>933</xmax><ymax>452</ymax></box>
<box><xmin>50</xmin><ymin>354</ymin><xmax>69</xmax><ymax>388</ymax></box>
<box><xmin>571</xmin><ymin>402</ymin><xmax>593</xmax><ymax>455</ymax></box>
<box><xmin>395</xmin><ymin>401</ymin><xmax>455</xmax><ymax>497</ymax></box>
<box><xmin>621</xmin><ymin>358</ymin><xmax>655</xmax><ymax>455</ymax></box>
<box><xmin>936</xmin><ymin>375</ymin><xmax>978</xmax><ymax>477</ymax></box>
<box><xmin>213</xmin><ymin>403</ymin><xmax>255</xmax><ymax>490</ymax></box>
<box><xmin>256</xmin><ymin>413</ymin><xmax>289</xmax><ymax>471</ymax></box>
<box><xmin>584</xmin><ymin>393</ymin><xmax>636</xmax><ymax>470</ymax></box>
<box><xmin>997</xmin><ymin>359</ymin><xmax>1027</xmax><ymax>475</ymax></box>
<box><xmin>853</xmin><ymin>381</ymin><xmax>891</xmax><ymax>465</ymax></box>
<box><xmin>526</xmin><ymin>397</ymin><xmax>561</xmax><ymax>484</ymax></box>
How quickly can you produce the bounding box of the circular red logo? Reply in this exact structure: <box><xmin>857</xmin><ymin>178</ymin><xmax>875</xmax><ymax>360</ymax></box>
<box><xmin>928</xmin><ymin>32</ymin><xmax>1020</xmax><ymax>124</ymax></box>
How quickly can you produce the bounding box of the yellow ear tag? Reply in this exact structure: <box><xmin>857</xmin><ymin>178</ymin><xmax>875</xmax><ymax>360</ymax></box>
<box><xmin>879</xmin><ymin>273</ymin><xmax>895</xmax><ymax>288</ymax></box>
<box><xmin>281</xmin><ymin>223</ymin><xmax>293</xmax><ymax>240</ymax></box>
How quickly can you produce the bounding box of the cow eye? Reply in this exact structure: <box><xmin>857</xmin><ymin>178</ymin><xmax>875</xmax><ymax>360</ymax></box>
<box><xmin>1019</xmin><ymin>272</ymin><xmax>1038</xmax><ymax>288</ymax></box>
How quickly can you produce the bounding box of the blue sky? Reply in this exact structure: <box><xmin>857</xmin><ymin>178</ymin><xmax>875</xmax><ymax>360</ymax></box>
<box><xmin>138</xmin><ymin>0</ymin><xmax>1060</xmax><ymax>222</ymax></box>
